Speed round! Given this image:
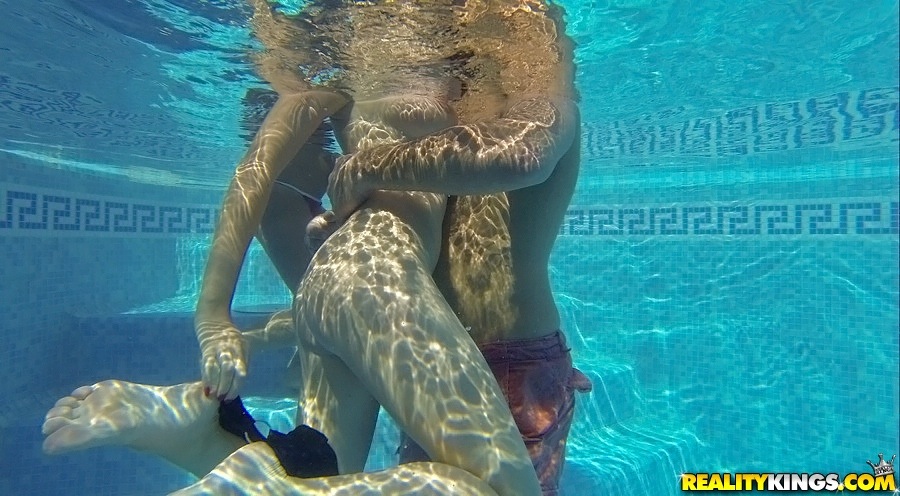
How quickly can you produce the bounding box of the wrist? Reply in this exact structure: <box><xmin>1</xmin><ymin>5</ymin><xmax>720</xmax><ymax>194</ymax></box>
<box><xmin>194</xmin><ymin>305</ymin><xmax>230</xmax><ymax>325</ymax></box>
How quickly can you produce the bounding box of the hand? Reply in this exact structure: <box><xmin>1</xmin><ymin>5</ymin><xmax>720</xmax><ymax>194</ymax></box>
<box><xmin>327</xmin><ymin>152</ymin><xmax>372</xmax><ymax>222</ymax></box>
<box><xmin>305</xmin><ymin>210</ymin><xmax>341</xmax><ymax>252</ymax></box>
<box><xmin>196</xmin><ymin>320</ymin><xmax>248</xmax><ymax>401</ymax></box>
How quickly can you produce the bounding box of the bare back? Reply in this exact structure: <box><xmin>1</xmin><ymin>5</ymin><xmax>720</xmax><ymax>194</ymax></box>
<box><xmin>434</xmin><ymin>2</ymin><xmax>580</xmax><ymax>342</ymax></box>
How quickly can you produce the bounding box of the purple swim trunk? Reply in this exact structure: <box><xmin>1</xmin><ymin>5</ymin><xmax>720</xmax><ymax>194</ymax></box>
<box><xmin>399</xmin><ymin>330</ymin><xmax>592</xmax><ymax>495</ymax></box>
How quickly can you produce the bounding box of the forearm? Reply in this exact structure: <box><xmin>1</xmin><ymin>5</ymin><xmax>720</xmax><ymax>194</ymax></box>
<box><xmin>196</xmin><ymin>91</ymin><xmax>350</xmax><ymax>323</ymax></box>
<box><xmin>195</xmin><ymin>174</ymin><xmax>272</xmax><ymax>321</ymax></box>
<box><xmin>357</xmin><ymin>97</ymin><xmax>578</xmax><ymax>195</ymax></box>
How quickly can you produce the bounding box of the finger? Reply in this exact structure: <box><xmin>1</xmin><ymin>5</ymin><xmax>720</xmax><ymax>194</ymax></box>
<box><xmin>227</xmin><ymin>357</ymin><xmax>247</xmax><ymax>401</ymax></box>
<box><xmin>225</xmin><ymin>368</ymin><xmax>244</xmax><ymax>401</ymax></box>
<box><xmin>322</xmin><ymin>210</ymin><xmax>349</xmax><ymax>229</ymax></box>
<box><xmin>202</xmin><ymin>356</ymin><xmax>219</xmax><ymax>398</ymax></box>
<box><xmin>307</xmin><ymin>225</ymin><xmax>337</xmax><ymax>250</ymax></box>
<box><xmin>306</xmin><ymin>213</ymin><xmax>334</xmax><ymax>238</ymax></box>
<box><xmin>330</xmin><ymin>191</ymin><xmax>360</xmax><ymax>221</ymax></box>
<box><xmin>215</xmin><ymin>354</ymin><xmax>234</xmax><ymax>400</ymax></box>
<box><xmin>317</xmin><ymin>210</ymin><xmax>336</xmax><ymax>224</ymax></box>
<box><xmin>234</xmin><ymin>354</ymin><xmax>247</xmax><ymax>377</ymax></box>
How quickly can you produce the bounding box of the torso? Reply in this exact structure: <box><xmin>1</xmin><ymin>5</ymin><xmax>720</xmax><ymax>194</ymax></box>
<box><xmin>432</xmin><ymin>1</ymin><xmax>580</xmax><ymax>343</ymax></box>
<box><xmin>261</xmin><ymin>0</ymin><xmax>580</xmax><ymax>343</ymax></box>
<box><xmin>434</xmin><ymin>134</ymin><xmax>579</xmax><ymax>344</ymax></box>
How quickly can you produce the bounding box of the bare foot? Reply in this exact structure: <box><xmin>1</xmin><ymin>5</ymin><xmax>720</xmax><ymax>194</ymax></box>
<box><xmin>42</xmin><ymin>380</ymin><xmax>243</xmax><ymax>477</ymax></box>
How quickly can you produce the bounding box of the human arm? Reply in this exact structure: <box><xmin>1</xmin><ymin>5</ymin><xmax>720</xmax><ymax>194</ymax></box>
<box><xmin>196</xmin><ymin>90</ymin><xmax>350</xmax><ymax>400</ymax></box>
<box><xmin>325</xmin><ymin>96</ymin><xmax>579</xmax><ymax>220</ymax></box>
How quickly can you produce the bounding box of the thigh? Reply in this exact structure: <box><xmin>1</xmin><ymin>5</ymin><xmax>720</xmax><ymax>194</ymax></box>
<box><xmin>258</xmin><ymin>184</ymin><xmax>316</xmax><ymax>292</ymax></box>
<box><xmin>303</xmin><ymin>257</ymin><xmax>537</xmax><ymax>491</ymax></box>
<box><xmin>257</xmin><ymin>140</ymin><xmax>332</xmax><ymax>291</ymax></box>
<box><xmin>296</xmin><ymin>346</ymin><xmax>380</xmax><ymax>474</ymax></box>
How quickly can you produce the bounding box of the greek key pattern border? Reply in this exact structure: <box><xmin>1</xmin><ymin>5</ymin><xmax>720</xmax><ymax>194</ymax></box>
<box><xmin>582</xmin><ymin>87</ymin><xmax>899</xmax><ymax>160</ymax></box>
<box><xmin>560</xmin><ymin>198</ymin><xmax>899</xmax><ymax>238</ymax></box>
<box><xmin>0</xmin><ymin>184</ymin><xmax>218</xmax><ymax>237</ymax></box>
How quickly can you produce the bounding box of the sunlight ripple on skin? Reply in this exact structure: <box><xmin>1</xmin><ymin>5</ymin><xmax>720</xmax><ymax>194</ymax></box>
<box><xmin>290</xmin><ymin>183</ymin><xmax>536</xmax><ymax>493</ymax></box>
<box><xmin>42</xmin><ymin>381</ymin><xmax>244</xmax><ymax>478</ymax></box>
<box><xmin>43</xmin><ymin>1</ymin><xmax>580</xmax><ymax>492</ymax></box>
<box><xmin>172</xmin><ymin>443</ymin><xmax>498</xmax><ymax>496</ymax></box>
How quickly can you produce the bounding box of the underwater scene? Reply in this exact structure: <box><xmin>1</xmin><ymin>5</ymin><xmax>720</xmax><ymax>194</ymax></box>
<box><xmin>0</xmin><ymin>0</ymin><xmax>897</xmax><ymax>494</ymax></box>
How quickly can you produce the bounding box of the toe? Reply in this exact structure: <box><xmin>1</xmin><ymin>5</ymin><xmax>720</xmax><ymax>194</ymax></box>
<box><xmin>43</xmin><ymin>424</ymin><xmax>98</xmax><ymax>455</ymax></box>
<box><xmin>52</xmin><ymin>396</ymin><xmax>79</xmax><ymax>410</ymax></box>
<box><xmin>70</xmin><ymin>384</ymin><xmax>96</xmax><ymax>399</ymax></box>
<box><xmin>43</xmin><ymin>429</ymin><xmax>73</xmax><ymax>454</ymax></box>
<box><xmin>42</xmin><ymin>415</ymin><xmax>73</xmax><ymax>435</ymax></box>
<box><xmin>45</xmin><ymin>405</ymin><xmax>74</xmax><ymax>421</ymax></box>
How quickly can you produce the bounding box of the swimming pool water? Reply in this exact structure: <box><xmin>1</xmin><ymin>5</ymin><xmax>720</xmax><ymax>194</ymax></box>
<box><xmin>0</xmin><ymin>1</ymin><xmax>897</xmax><ymax>494</ymax></box>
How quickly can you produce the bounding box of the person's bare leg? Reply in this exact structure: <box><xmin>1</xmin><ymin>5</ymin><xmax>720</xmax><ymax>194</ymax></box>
<box><xmin>41</xmin><ymin>307</ymin><xmax>308</xmax><ymax>478</ymax></box>
<box><xmin>294</xmin><ymin>346</ymin><xmax>380</xmax><ymax>472</ymax></box>
<box><xmin>299</xmin><ymin>193</ymin><xmax>539</xmax><ymax>495</ymax></box>
<box><xmin>42</xmin><ymin>381</ymin><xmax>245</xmax><ymax>477</ymax></box>
<box><xmin>298</xmin><ymin>93</ymin><xmax>539</xmax><ymax>494</ymax></box>
<box><xmin>172</xmin><ymin>443</ymin><xmax>498</xmax><ymax>496</ymax></box>
<box><xmin>242</xmin><ymin>309</ymin><xmax>295</xmax><ymax>351</ymax></box>
<box><xmin>39</xmin><ymin>123</ymin><xmax>334</xmax><ymax>479</ymax></box>
<box><xmin>171</xmin><ymin>199</ymin><xmax>540</xmax><ymax>495</ymax></box>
